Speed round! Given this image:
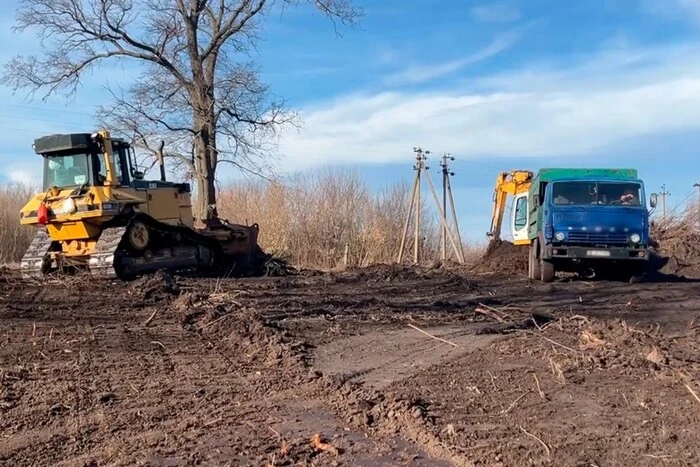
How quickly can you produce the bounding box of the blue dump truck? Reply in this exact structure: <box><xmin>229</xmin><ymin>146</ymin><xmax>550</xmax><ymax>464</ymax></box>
<box><xmin>509</xmin><ymin>168</ymin><xmax>657</xmax><ymax>282</ymax></box>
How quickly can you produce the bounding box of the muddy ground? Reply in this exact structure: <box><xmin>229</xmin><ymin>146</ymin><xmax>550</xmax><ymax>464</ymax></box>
<box><xmin>1</xmin><ymin>262</ymin><xmax>699</xmax><ymax>466</ymax></box>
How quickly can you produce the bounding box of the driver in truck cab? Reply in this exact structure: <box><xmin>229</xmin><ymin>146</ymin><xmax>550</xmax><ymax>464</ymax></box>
<box><xmin>619</xmin><ymin>188</ymin><xmax>640</xmax><ymax>206</ymax></box>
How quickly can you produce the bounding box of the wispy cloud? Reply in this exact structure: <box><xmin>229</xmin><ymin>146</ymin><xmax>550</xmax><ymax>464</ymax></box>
<box><xmin>640</xmin><ymin>0</ymin><xmax>700</xmax><ymax>24</ymax></box>
<box><xmin>470</xmin><ymin>3</ymin><xmax>521</xmax><ymax>23</ymax></box>
<box><xmin>273</xmin><ymin>41</ymin><xmax>700</xmax><ymax>172</ymax></box>
<box><xmin>383</xmin><ymin>29</ymin><xmax>523</xmax><ymax>86</ymax></box>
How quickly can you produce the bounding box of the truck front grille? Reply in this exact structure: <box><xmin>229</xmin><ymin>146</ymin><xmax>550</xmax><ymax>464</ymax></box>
<box><xmin>567</xmin><ymin>232</ymin><xmax>629</xmax><ymax>244</ymax></box>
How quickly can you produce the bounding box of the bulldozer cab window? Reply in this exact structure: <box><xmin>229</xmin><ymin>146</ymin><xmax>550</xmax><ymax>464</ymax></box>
<box><xmin>93</xmin><ymin>154</ymin><xmax>107</xmax><ymax>185</ymax></box>
<box><xmin>92</xmin><ymin>152</ymin><xmax>123</xmax><ymax>186</ymax></box>
<box><xmin>112</xmin><ymin>145</ymin><xmax>129</xmax><ymax>185</ymax></box>
<box><xmin>44</xmin><ymin>154</ymin><xmax>90</xmax><ymax>189</ymax></box>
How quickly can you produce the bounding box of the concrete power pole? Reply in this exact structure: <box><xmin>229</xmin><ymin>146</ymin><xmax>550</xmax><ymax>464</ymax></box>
<box><xmin>660</xmin><ymin>184</ymin><xmax>671</xmax><ymax>219</ymax></box>
<box><xmin>440</xmin><ymin>154</ymin><xmax>451</xmax><ymax>262</ymax></box>
<box><xmin>413</xmin><ymin>148</ymin><xmax>428</xmax><ymax>263</ymax></box>
<box><xmin>439</xmin><ymin>154</ymin><xmax>464</xmax><ymax>263</ymax></box>
<box><xmin>397</xmin><ymin>148</ymin><xmax>464</xmax><ymax>265</ymax></box>
<box><xmin>397</xmin><ymin>148</ymin><xmax>428</xmax><ymax>264</ymax></box>
<box><xmin>694</xmin><ymin>182</ymin><xmax>700</xmax><ymax>226</ymax></box>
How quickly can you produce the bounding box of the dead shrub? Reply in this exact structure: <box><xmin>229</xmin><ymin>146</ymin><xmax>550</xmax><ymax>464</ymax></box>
<box><xmin>217</xmin><ymin>167</ymin><xmax>482</xmax><ymax>269</ymax></box>
<box><xmin>651</xmin><ymin>203</ymin><xmax>700</xmax><ymax>274</ymax></box>
<box><xmin>0</xmin><ymin>183</ymin><xmax>38</xmax><ymax>265</ymax></box>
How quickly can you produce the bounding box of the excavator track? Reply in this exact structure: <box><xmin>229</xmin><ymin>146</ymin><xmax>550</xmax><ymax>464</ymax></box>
<box><xmin>20</xmin><ymin>228</ymin><xmax>54</xmax><ymax>279</ymax></box>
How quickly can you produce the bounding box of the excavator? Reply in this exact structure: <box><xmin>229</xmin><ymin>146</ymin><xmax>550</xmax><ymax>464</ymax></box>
<box><xmin>487</xmin><ymin>170</ymin><xmax>534</xmax><ymax>246</ymax></box>
<box><xmin>19</xmin><ymin>129</ymin><xmax>263</xmax><ymax>280</ymax></box>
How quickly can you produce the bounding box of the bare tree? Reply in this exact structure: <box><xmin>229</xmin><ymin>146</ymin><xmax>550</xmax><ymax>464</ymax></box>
<box><xmin>3</xmin><ymin>0</ymin><xmax>362</xmax><ymax>220</ymax></box>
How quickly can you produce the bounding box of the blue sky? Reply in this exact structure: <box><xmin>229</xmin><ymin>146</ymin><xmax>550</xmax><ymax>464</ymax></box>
<box><xmin>1</xmin><ymin>0</ymin><xmax>700</xmax><ymax>244</ymax></box>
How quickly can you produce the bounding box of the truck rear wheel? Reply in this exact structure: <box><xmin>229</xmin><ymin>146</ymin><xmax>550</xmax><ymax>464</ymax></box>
<box><xmin>528</xmin><ymin>241</ymin><xmax>541</xmax><ymax>280</ymax></box>
<box><xmin>540</xmin><ymin>258</ymin><xmax>555</xmax><ymax>282</ymax></box>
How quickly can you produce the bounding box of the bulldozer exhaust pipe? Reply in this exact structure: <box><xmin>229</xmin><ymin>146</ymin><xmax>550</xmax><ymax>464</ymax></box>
<box><xmin>157</xmin><ymin>140</ymin><xmax>167</xmax><ymax>182</ymax></box>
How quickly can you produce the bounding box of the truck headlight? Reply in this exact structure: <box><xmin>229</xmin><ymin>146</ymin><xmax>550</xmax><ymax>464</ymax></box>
<box><xmin>555</xmin><ymin>232</ymin><xmax>565</xmax><ymax>241</ymax></box>
<box><xmin>630</xmin><ymin>233</ymin><xmax>641</xmax><ymax>244</ymax></box>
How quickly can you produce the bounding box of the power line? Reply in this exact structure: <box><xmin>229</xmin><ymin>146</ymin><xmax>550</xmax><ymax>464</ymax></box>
<box><xmin>0</xmin><ymin>101</ymin><xmax>97</xmax><ymax>117</ymax></box>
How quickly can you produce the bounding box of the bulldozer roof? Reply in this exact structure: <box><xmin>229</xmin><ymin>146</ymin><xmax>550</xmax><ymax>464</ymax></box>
<box><xmin>33</xmin><ymin>133</ymin><xmax>126</xmax><ymax>156</ymax></box>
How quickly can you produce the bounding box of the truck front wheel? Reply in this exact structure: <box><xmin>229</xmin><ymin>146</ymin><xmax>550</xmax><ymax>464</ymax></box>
<box><xmin>540</xmin><ymin>258</ymin><xmax>555</xmax><ymax>282</ymax></box>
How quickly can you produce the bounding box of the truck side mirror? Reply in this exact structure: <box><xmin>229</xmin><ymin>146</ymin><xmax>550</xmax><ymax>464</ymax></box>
<box><xmin>649</xmin><ymin>193</ymin><xmax>658</xmax><ymax>208</ymax></box>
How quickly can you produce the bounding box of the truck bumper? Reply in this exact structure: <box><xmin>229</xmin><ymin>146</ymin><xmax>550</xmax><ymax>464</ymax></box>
<box><xmin>542</xmin><ymin>245</ymin><xmax>649</xmax><ymax>261</ymax></box>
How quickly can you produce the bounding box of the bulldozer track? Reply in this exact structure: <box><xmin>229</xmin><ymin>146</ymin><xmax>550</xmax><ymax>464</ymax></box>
<box><xmin>19</xmin><ymin>216</ymin><xmax>261</xmax><ymax>281</ymax></box>
<box><xmin>86</xmin><ymin>215</ymin><xmax>223</xmax><ymax>280</ymax></box>
<box><xmin>88</xmin><ymin>227</ymin><xmax>127</xmax><ymax>279</ymax></box>
<box><xmin>19</xmin><ymin>228</ymin><xmax>53</xmax><ymax>279</ymax></box>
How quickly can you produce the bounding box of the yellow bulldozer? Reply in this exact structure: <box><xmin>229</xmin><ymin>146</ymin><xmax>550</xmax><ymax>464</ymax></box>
<box><xmin>19</xmin><ymin>129</ymin><xmax>264</xmax><ymax>280</ymax></box>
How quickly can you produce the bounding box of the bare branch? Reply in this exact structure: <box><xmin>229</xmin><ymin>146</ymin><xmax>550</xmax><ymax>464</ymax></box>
<box><xmin>4</xmin><ymin>0</ymin><xmax>362</xmax><ymax>219</ymax></box>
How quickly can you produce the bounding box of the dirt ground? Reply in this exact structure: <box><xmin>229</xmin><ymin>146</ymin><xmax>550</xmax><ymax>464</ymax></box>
<box><xmin>1</xmin><ymin>261</ymin><xmax>699</xmax><ymax>466</ymax></box>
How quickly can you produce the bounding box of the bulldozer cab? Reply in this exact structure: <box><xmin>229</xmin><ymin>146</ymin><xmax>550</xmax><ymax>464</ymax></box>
<box><xmin>42</xmin><ymin>143</ymin><xmax>130</xmax><ymax>189</ymax></box>
<box><xmin>37</xmin><ymin>132</ymin><xmax>159</xmax><ymax>193</ymax></box>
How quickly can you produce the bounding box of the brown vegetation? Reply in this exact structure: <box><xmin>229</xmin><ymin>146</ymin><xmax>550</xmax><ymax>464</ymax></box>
<box><xmin>0</xmin><ymin>183</ymin><xmax>37</xmax><ymax>265</ymax></box>
<box><xmin>217</xmin><ymin>168</ymin><xmax>483</xmax><ymax>269</ymax></box>
<box><xmin>0</xmin><ymin>170</ymin><xmax>483</xmax><ymax>269</ymax></box>
<box><xmin>650</xmin><ymin>202</ymin><xmax>700</xmax><ymax>276</ymax></box>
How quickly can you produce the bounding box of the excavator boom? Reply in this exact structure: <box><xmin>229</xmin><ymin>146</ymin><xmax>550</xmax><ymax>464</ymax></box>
<box><xmin>487</xmin><ymin>170</ymin><xmax>533</xmax><ymax>242</ymax></box>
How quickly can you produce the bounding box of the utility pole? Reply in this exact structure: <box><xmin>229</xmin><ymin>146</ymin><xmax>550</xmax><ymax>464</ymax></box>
<box><xmin>397</xmin><ymin>148</ymin><xmax>464</xmax><ymax>265</ymax></box>
<box><xmin>439</xmin><ymin>154</ymin><xmax>464</xmax><ymax>263</ymax></box>
<box><xmin>397</xmin><ymin>148</ymin><xmax>427</xmax><ymax>264</ymax></box>
<box><xmin>694</xmin><ymin>182</ymin><xmax>700</xmax><ymax>226</ymax></box>
<box><xmin>440</xmin><ymin>154</ymin><xmax>450</xmax><ymax>262</ymax></box>
<box><xmin>660</xmin><ymin>184</ymin><xmax>670</xmax><ymax>219</ymax></box>
<box><xmin>414</xmin><ymin>148</ymin><xmax>427</xmax><ymax>263</ymax></box>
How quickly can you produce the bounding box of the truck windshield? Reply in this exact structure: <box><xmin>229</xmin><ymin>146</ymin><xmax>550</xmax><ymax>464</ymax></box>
<box><xmin>552</xmin><ymin>181</ymin><xmax>642</xmax><ymax>207</ymax></box>
<box><xmin>44</xmin><ymin>153</ymin><xmax>92</xmax><ymax>189</ymax></box>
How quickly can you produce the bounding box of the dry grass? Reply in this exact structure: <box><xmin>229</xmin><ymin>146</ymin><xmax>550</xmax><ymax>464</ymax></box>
<box><xmin>651</xmin><ymin>202</ymin><xmax>700</xmax><ymax>273</ymax></box>
<box><xmin>0</xmin><ymin>183</ymin><xmax>38</xmax><ymax>264</ymax></box>
<box><xmin>218</xmin><ymin>167</ymin><xmax>484</xmax><ymax>269</ymax></box>
<box><xmin>0</xmin><ymin>170</ymin><xmax>484</xmax><ymax>270</ymax></box>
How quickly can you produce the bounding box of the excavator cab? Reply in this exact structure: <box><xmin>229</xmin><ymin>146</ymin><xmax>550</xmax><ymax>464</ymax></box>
<box><xmin>487</xmin><ymin>170</ymin><xmax>533</xmax><ymax>246</ymax></box>
<box><xmin>511</xmin><ymin>191</ymin><xmax>530</xmax><ymax>244</ymax></box>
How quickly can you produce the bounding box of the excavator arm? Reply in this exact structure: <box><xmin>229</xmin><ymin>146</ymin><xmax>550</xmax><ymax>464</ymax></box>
<box><xmin>487</xmin><ymin>170</ymin><xmax>534</xmax><ymax>241</ymax></box>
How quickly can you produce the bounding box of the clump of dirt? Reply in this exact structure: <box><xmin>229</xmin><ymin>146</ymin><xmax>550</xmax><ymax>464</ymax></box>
<box><xmin>126</xmin><ymin>270</ymin><xmax>181</xmax><ymax>303</ymax></box>
<box><xmin>176</xmin><ymin>291</ymin><xmax>311</xmax><ymax>370</ymax></box>
<box><xmin>246</xmin><ymin>247</ymin><xmax>299</xmax><ymax>277</ymax></box>
<box><xmin>0</xmin><ymin>267</ymin><xmax>16</xmax><ymax>284</ymax></box>
<box><xmin>471</xmin><ymin>239</ymin><xmax>528</xmax><ymax>275</ymax></box>
<box><xmin>330</xmin><ymin>263</ymin><xmax>474</xmax><ymax>289</ymax></box>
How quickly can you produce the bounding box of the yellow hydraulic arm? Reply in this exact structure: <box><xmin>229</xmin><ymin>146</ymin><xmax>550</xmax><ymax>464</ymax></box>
<box><xmin>487</xmin><ymin>170</ymin><xmax>534</xmax><ymax>241</ymax></box>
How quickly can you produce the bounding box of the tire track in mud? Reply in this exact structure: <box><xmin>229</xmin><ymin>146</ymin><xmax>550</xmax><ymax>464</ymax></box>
<box><xmin>305</xmin><ymin>324</ymin><xmax>500</xmax><ymax>466</ymax></box>
<box><xmin>311</xmin><ymin>325</ymin><xmax>498</xmax><ymax>388</ymax></box>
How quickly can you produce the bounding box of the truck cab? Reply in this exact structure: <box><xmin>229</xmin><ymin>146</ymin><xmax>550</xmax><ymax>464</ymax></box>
<box><xmin>513</xmin><ymin>168</ymin><xmax>657</xmax><ymax>282</ymax></box>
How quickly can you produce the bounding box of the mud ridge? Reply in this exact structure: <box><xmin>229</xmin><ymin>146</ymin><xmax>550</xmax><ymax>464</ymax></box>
<box><xmin>471</xmin><ymin>240</ymin><xmax>528</xmax><ymax>276</ymax></box>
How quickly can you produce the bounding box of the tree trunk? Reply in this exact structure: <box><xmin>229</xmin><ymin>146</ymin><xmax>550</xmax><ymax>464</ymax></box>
<box><xmin>193</xmin><ymin>111</ymin><xmax>218</xmax><ymax>221</ymax></box>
